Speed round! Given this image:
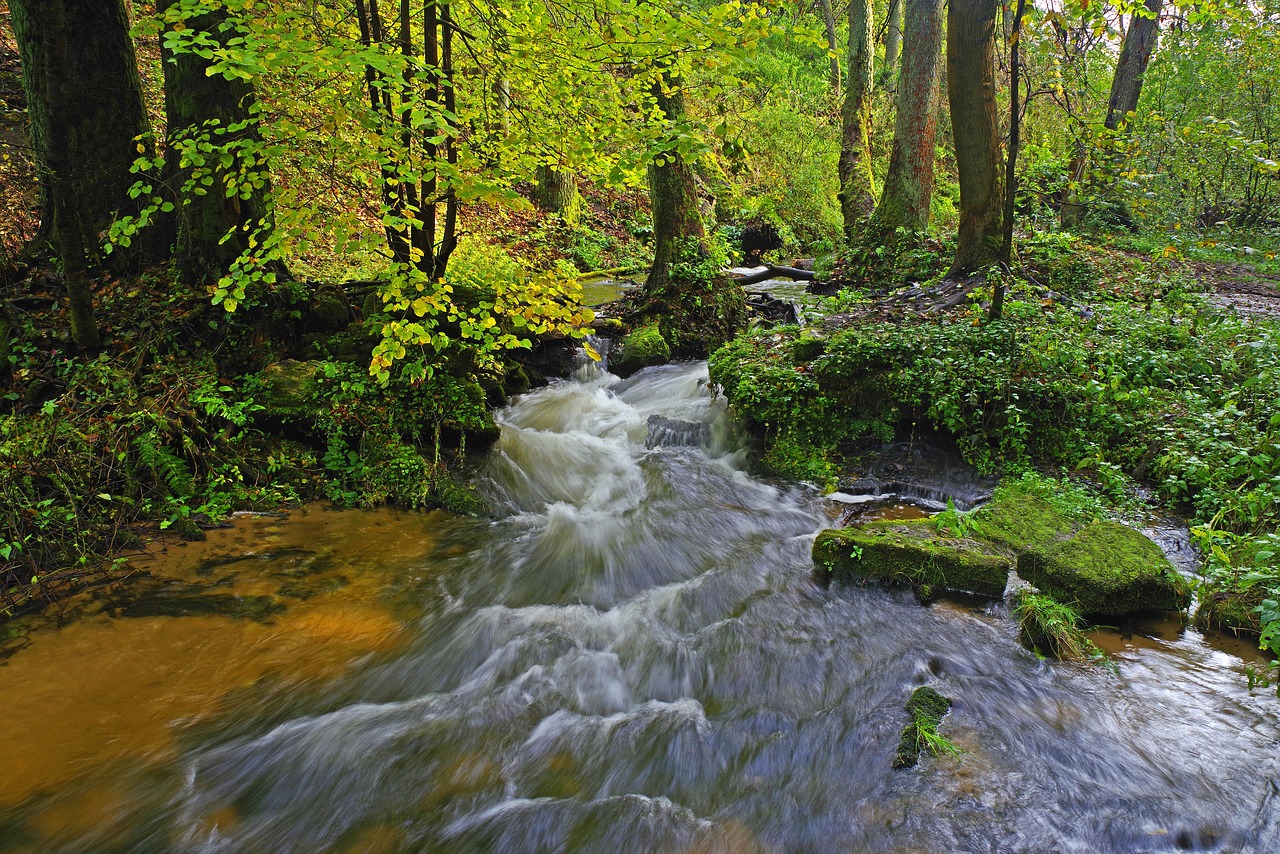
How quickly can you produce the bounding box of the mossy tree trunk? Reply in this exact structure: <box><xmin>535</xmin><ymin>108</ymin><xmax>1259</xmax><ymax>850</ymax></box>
<box><xmin>532</xmin><ymin>164</ymin><xmax>582</xmax><ymax>225</ymax></box>
<box><xmin>158</xmin><ymin>0</ymin><xmax>270</xmax><ymax>285</ymax></box>
<box><xmin>9</xmin><ymin>0</ymin><xmax>148</xmax><ymax>349</ymax></box>
<box><xmin>645</xmin><ymin>77</ymin><xmax>707</xmax><ymax>295</ymax></box>
<box><xmin>640</xmin><ymin>70</ymin><xmax>746</xmax><ymax>356</ymax></box>
<box><xmin>946</xmin><ymin>0</ymin><xmax>1004</xmax><ymax>279</ymax></box>
<box><xmin>838</xmin><ymin>0</ymin><xmax>876</xmax><ymax>241</ymax></box>
<box><xmin>9</xmin><ymin>0</ymin><xmax>152</xmax><ymax>253</ymax></box>
<box><xmin>1105</xmin><ymin>0</ymin><xmax>1163</xmax><ymax>131</ymax></box>
<box><xmin>883</xmin><ymin>0</ymin><xmax>903</xmax><ymax>89</ymax></box>
<box><xmin>871</xmin><ymin>0</ymin><xmax>944</xmax><ymax>235</ymax></box>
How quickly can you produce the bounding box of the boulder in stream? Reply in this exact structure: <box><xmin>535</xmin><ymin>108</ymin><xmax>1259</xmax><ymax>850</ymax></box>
<box><xmin>814</xmin><ymin>521</ymin><xmax>1012</xmax><ymax>598</ymax></box>
<box><xmin>610</xmin><ymin>323</ymin><xmax>670</xmax><ymax>378</ymax></box>
<box><xmin>1016</xmin><ymin>521</ymin><xmax>1192</xmax><ymax>617</ymax></box>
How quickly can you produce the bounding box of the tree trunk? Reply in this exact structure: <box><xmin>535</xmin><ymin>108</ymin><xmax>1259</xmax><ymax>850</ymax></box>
<box><xmin>992</xmin><ymin>0</ymin><xmax>1027</xmax><ymax>321</ymax></box>
<box><xmin>838</xmin><ymin>0</ymin><xmax>876</xmax><ymax>240</ymax></box>
<box><xmin>883</xmin><ymin>0</ymin><xmax>903</xmax><ymax>89</ymax></box>
<box><xmin>1105</xmin><ymin>0</ymin><xmax>1164</xmax><ymax>130</ymax></box>
<box><xmin>872</xmin><ymin>0</ymin><xmax>944</xmax><ymax>234</ymax></box>
<box><xmin>645</xmin><ymin>79</ymin><xmax>706</xmax><ymax>294</ymax></box>
<box><xmin>640</xmin><ymin>70</ymin><xmax>747</xmax><ymax>355</ymax></box>
<box><xmin>9</xmin><ymin>0</ymin><xmax>152</xmax><ymax>251</ymax></box>
<box><xmin>946</xmin><ymin>0</ymin><xmax>1004</xmax><ymax>278</ymax></box>
<box><xmin>819</xmin><ymin>0</ymin><xmax>841</xmax><ymax>93</ymax></box>
<box><xmin>158</xmin><ymin>0</ymin><xmax>270</xmax><ymax>284</ymax></box>
<box><xmin>532</xmin><ymin>165</ymin><xmax>582</xmax><ymax>224</ymax></box>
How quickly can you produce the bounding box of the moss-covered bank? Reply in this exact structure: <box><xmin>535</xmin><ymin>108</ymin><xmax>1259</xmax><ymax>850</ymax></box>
<box><xmin>710</xmin><ymin>251</ymin><xmax>1279</xmax><ymax>643</ymax></box>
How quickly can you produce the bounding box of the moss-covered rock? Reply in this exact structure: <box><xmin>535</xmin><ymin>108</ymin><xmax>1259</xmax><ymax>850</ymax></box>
<box><xmin>259</xmin><ymin>359</ymin><xmax>324</xmax><ymax>422</ymax></box>
<box><xmin>893</xmin><ymin>686</ymin><xmax>954</xmax><ymax>769</ymax></box>
<box><xmin>1017</xmin><ymin>521</ymin><xmax>1190</xmax><ymax>616</ymax></box>
<box><xmin>1195</xmin><ymin>584</ymin><xmax>1264</xmax><ymax>637</ymax></box>
<box><xmin>966</xmin><ymin>480</ymin><xmax>1080</xmax><ymax>553</ymax></box>
<box><xmin>611</xmin><ymin>322</ymin><xmax>670</xmax><ymax>378</ymax></box>
<box><xmin>814</xmin><ymin>520</ymin><xmax>1012</xmax><ymax>598</ymax></box>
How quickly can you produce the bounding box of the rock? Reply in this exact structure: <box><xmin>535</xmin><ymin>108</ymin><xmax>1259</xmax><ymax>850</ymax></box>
<box><xmin>814</xmin><ymin>520</ymin><xmax>1012</xmax><ymax>598</ymax></box>
<box><xmin>645</xmin><ymin>415</ymin><xmax>710</xmax><ymax>449</ymax></box>
<box><xmin>1196</xmin><ymin>585</ymin><xmax>1264</xmax><ymax>637</ymax></box>
<box><xmin>893</xmin><ymin>686</ymin><xmax>953</xmax><ymax>769</ymax></box>
<box><xmin>610</xmin><ymin>323</ymin><xmax>670</xmax><ymax>378</ymax></box>
<box><xmin>259</xmin><ymin>359</ymin><xmax>324</xmax><ymax>421</ymax></box>
<box><xmin>1016</xmin><ymin>521</ymin><xmax>1191</xmax><ymax>616</ymax></box>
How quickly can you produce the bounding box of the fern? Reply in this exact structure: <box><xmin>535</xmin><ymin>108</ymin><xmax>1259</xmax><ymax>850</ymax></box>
<box><xmin>133</xmin><ymin>428</ymin><xmax>195</xmax><ymax>498</ymax></box>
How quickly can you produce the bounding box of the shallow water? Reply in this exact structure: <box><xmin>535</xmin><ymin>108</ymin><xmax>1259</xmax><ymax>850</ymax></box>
<box><xmin>3</xmin><ymin>361</ymin><xmax>1279</xmax><ymax>853</ymax></box>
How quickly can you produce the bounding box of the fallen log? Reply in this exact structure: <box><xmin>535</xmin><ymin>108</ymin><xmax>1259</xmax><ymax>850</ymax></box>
<box><xmin>732</xmin><ymin>265</ymin><xmax>817</xmax><ymax>287</ymax></box>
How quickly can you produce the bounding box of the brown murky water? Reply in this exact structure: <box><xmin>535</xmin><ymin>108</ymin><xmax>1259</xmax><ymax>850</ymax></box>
<box><xmin>3</xmin><ymin>363</ymin><xmax>1280</xmax><ymax>853</ymax></box>
<box><xmin>0</xmin><ymin>506</ymin><xmax>458</xmax><ymax>827</ymax></box>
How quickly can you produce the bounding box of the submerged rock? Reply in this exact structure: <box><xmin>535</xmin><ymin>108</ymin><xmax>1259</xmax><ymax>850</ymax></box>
<box><xmin>814</xmin><ymin>521</ymin><xmax>1012</xmax><ymax>598</ymax></box>
<box><xmin>1017</xmin><ymin>521</ymin><xmax>1191</xmax><ymax>617</ymax></box>
<box><xmin>645</xmin><ymin>415</ymin><xmax>711</xmax><ymax>449</ymax></box>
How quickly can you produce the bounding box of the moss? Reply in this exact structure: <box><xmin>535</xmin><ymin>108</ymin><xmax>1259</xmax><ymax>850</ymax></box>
<box><xmin>967</xmin><ymin>481</ymin><xmax>1078</xmax><ymax>553</ymax></box>
<box><xmin>790</xmin><ymin>334</ymin><xmax>826</xmax><ymax>362</ymax></box>
<box><xmin>259</xmin><ymin>359</ymin><xmax>324</xmax><ymax>422</ymax></box>
<box><xmin>1017</xmin><ymin>520</ymin><xmax>1191</xmax><ymax>616</ymax></box>
<box><xmin>893</xmin><ymin>686</ymin><xmax>955</xmax><ymax>769</ymax></box>
<box><xmin>760</xmin><ymin>430</ymin><xmax>837</xmax><ymax>487</ymax></box>
<box><xmin>1012</xmin><ymin>590</ymin><xmax>1106</xmax><ymax>662</ymax></box>
<box><xmin>814</xmin><ymin>520</ymin><xmax>1012</xmax><ymax>598</ymax></box>
<box><xmin>1196</xmin><ymin>584</ymin><xmax>1264</xmax><ymax>637</ymax></box>
<box><xmin>611</xmin><ymin>322</ymin><xmax>670</xmax><ymax>377</ymax></box>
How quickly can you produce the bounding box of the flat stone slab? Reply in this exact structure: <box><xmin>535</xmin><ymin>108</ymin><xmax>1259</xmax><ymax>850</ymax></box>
<box><xmin>1016</xmin><ymin>521</ymin><xmax>1191</xmax><ymax>616</ymax></box>
<box><xmin>815</xmin><ymin>520</ymin><xmax>1012</xmax><ymax>598</ymax></box>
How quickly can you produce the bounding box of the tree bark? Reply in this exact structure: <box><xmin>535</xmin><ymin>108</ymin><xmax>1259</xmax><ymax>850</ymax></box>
<box><xmin>946</xmin><ymin>0</ymin><xmax>1004</xmax><ymax>278</ymax></box>
<box><xmin>158</xmin><ymin>0</ymin><xmax>270</xmax><ymax>284</ymax></box>
<box><xmin>533</xmin><ymin>165</ymin><xmax>582</xmax><ymax>224</ymax></box>
<box><xmin>819</xmin><ymin>0</ymin><xmax>841</xmax><ymax>93</ymax></box>
<box><xmin>992</xmin><ymin>0</ymin><xmax>1027</xmax><ymax>320</ymax></box>
<box><xmin>872</xmin><ymin>0</ymin><xmax>944</xmax><ymax>234</ymax></box>
<box><xmin>645</xmin><ymin>78</ymin><xmax>706</xmax><ymax>294</ymax></box>
<box><xmin>838</xmin><ymin>0</ymin><xmax>877</xmax><ymax>240</ymax></box>
<box><xmin>883</xmin><ymin>0</ymin><xmax>903</xmax><ymax>89</ymax></box>
<box><xmin>9</xmin><ymin>0</ymin><xmax>152</xmax><ymax>250</ymax></box>
<box><xmin>1105</xmin><ymin>0</ymin><xmax>1164</xmax><ymax>130</ymax></box>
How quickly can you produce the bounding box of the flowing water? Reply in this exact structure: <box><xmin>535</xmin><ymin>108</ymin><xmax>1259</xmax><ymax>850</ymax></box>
<box><xmin>3</xmin><ymin>361</ymin><xmax>1280</xmax><ymax>853</ymax></box>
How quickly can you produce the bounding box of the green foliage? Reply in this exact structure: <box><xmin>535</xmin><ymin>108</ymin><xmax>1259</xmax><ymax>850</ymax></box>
<box><xmin>1012</xmin><ymin>590</ymin><xmax>1109</xmax><ymax>665</ymax></box>
<box><xmin>933</xmin><ymin>499</ymin><xmax>972</xmax><ymax>538</ymax></box>
<box><xmin>893</xmin><ymin>686</ymin><xmax>959</xmax><ymax>769</ymax></box>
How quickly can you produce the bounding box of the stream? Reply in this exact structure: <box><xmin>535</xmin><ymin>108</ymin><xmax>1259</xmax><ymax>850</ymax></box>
<box><xmin>3</xmin><ymin>360</ymin><xmax>1280</xmax><ymax>853</ymax></box>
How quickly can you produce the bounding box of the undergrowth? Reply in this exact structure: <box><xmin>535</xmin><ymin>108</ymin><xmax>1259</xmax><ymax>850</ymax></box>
<box><xmin>710</xmin><ymin>243</ymin><xmax>1280</xmax><ymax>655</ymax></box>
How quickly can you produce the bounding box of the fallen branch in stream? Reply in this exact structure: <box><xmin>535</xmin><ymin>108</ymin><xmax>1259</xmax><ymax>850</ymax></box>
<box><xmin>731</xmin><ymin>265</ymin><xmax>816</xmax><ymax>287</ymax></box>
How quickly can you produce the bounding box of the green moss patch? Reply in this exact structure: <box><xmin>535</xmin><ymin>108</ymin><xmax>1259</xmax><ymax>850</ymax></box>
<box><xmin>1195</xmin><ymin>585</ymin><xmax>1264</xmax><ymax>637</ymax></box>
<box><xmin>893</xmin><ymin>686</ymin><xmax>958</xmax><ymax>769</ymax></box>
<box><xmin>611</xmin><ymin>322</ymin><xmax>670</xmax><ymax>377</ymax></box>
<box><xmin>967</xmin><ymin>482</ymin><xmax>1079</xmax><ymax>553</ymax></box>
<box><xmin>1017</xmin><ymin>521</ymin><xmax>1191</xmax><ymax>616</ymax></box>
<box><xmin>815</xmin><ymin>520</ymin><xmax>1012</xmax><ymax>598</ymax></box>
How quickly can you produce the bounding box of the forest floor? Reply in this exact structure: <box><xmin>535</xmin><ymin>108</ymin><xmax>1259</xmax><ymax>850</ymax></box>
<box><xmin>1188</xmin><ymin>259</ymin><xmax>1280</xmax><ymax>319</ymax></box>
